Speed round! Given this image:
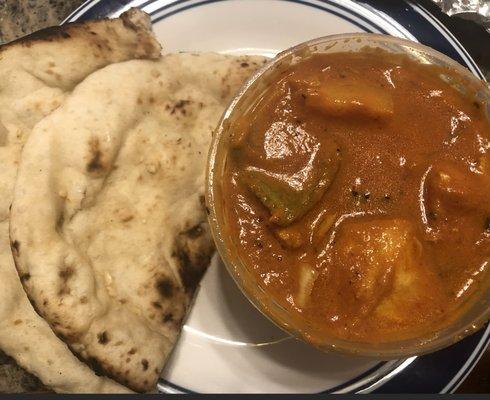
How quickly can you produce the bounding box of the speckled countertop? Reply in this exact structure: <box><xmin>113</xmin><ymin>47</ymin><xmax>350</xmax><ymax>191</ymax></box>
<box><xmin>0</xmin><ymin>0</ymin><xmax>488</xmax><ymax>394</ymax></box>
<box><xmin>0</xmin><ymin>0</ymin><xmax>85</xmax><ymax>44</ymax></box>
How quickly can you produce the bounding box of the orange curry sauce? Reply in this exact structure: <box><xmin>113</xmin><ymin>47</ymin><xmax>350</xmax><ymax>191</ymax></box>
<box><xmin>222</xmin><ymin>50</ymin><xmax>490</xmax><ymax>343</ymax></box>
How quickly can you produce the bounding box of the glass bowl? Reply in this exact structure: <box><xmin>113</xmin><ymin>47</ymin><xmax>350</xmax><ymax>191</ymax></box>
<box><xmin>206</xmin><ymin>33</ymin><xmax>490</xmax><ymax>359</ymax></box>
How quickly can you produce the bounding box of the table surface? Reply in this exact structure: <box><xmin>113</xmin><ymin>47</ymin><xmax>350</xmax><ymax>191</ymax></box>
<box><xmin>0</xmin><ymin>0</ymin><xmax>488</xmax><ymax>394</ymax></box>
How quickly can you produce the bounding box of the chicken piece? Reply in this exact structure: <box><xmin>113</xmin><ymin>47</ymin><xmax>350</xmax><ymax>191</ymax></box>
<box><xmin>295</xmin><ymin>79</ymin><xmax>394</xmax><ymax>119</ymax></box>
<box><xmin>333</xmin><ymin>219</ymin><xmax>405</xmax><ymax>315</ymax></box>
<box><xmin>372</xmin><ymin>229</ymin><xmax>443</xmax><ymax>324</ymax></box>
<box><xmin>333</xmin><ymin>218</ymin><xmax>443</xmax><ymax>323</ymax></box>
<box><xmin>427</xmin><ymin>161</ymin><xmax>490</xmax><ymax>215</ymax></box>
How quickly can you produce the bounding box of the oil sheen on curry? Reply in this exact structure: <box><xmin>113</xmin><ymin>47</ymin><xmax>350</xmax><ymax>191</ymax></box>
<box><xmin>222</xmin><ymin>49</ymin><xmax>490</xmax><ymax>344</ymax></box>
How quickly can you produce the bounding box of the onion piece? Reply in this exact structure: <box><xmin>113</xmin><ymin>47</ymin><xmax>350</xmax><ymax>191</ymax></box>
<box><xmin>296</xmin><ymin>262</ymin><xmax>318</xmax><ymax>308</ymax></box>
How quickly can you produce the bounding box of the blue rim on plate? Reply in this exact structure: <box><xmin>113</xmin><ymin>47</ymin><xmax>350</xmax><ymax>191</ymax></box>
<box><xmin>65</xmin><ymin>0</ymin><xmax>488</xmax><ymax>393</ymax></box>
<box><xmin>63</xmin><ymin>0</ymin><xmax>484</xmax><ymax>80</ymax></box>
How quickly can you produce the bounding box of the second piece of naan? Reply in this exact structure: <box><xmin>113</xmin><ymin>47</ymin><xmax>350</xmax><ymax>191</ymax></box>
<box><xmin>10</xmin><ymin>53</ymin><xmax>266</xmax><ymax>392</ymax></box>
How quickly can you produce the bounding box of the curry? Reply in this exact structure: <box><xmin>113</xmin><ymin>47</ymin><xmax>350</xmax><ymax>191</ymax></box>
<box><xmin>222</xmin><ymin>49</ymin><xmax>490</xmax><ymax>343</ymax></box>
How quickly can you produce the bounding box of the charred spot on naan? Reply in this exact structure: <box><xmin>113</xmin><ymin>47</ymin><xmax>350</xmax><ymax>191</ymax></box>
<box><xmin>58</xmin><ymin>266</ymin><xmax>75</xmax><ymax>296</ymax></box>
<box><xmin>172</xmin><ymin>222</ymin><xmax>215</xmax><ymax>293</ymax></box>
<box><xmin>151</xmin><ymin>301</ymin><xmax>162</xmax><ymax>310</ymax></box>
<box><xmin>97</xmin><ymin>331</ymin><xmax>110</xmax><ymax>345</ymax></box>
<box><xmin>83</xmin><ymin>352</ymin><xmax>148</xmax><ymax>392</ymax></box>
<box><xmin>10</xmin><ymin>240</ymin><xmax>20</xmax><ymax>257</ymax></box>
<box><xmin>86</xmin><ymin>137</ymin><xmax>106</xmax><ymax>174</ymax></box>
<box><xmin>74</xmin><ymin>342</ymin><xmax>142</xmax><ymax>390</ymax></box>
<box><xmin>10</xmin><ymin>240</ymin><xmax>33</xmax><ymax>285</ymax></box>
<box><xmin>150</xmin><ymin>275</ymin><xmax>186</xmax><ymax>327</ymax></box>
<box><xmin>184</xmin><ymin>224</ymin><xmax>205</xmax><ymax>239</ymax></box>
<box><xmin>162</xmin><ymin>313</ymin><xmax>174</xmax><ymax>323</ymax></box>
<box><xmin>155</xmin><ymin>277</ymin><xmax>175</xmax><ymax>298</ymax></box>
<box><xmin>85</xmin><ymin>356</ymin><xmax>106</xmax><ymax>377</ymax></box>
<box><xmin>237</xmin><ymin>57</ymin><xmax>268</xmax><ymax>69</ymax></box>
<box><xmin>169</xmin><ymin>99</ymin><xmax>192</xmax><ymax>115</ymax></box>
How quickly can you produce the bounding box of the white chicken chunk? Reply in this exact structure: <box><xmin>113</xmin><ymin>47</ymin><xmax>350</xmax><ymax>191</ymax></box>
<box><xmin>333</xmin><ymin>218</ymin><xmax>443</xmax><ymax>322</ymax></box>
<box><xmin>291</xmin><ymin>78</ymin><xmax>394</xmax><ymax>119</ymax></box>
<box><xmin>427</xmin><ymin>161</ymin><xmax>490</xmax><ymax>215</ymax></box>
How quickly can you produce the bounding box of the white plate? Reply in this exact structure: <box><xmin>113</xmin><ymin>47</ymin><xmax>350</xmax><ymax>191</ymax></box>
<box><xmin>66</xmin><ymin>0</ymin><xmax>489</xmax><ymax>393</ymax></box>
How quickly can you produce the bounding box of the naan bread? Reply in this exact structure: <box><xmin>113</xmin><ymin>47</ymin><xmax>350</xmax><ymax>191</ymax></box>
<box><xmin>10</xmin><ymin>53</ymin><xmax>267</xmax><ymax>392</ymax></box>
<box><xmin>0</xmin><ymin>9</ymin><xmax>160</xmax><ymax>393</ymax></box>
